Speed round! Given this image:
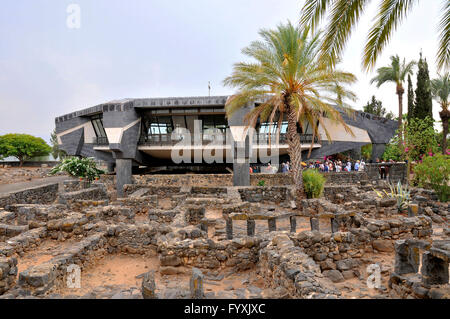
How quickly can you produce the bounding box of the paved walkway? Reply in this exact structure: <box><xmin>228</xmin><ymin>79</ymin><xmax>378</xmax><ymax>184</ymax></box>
<box><xmin>0</xmin><ymin>176</ymin><xmax>69</xmax><ymax>194</ymax></box>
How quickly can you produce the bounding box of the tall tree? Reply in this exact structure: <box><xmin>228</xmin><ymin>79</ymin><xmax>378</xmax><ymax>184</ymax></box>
<box><xmin>431</xmin><ymin>72</ymin><xmax>450</xmax><ymax>154</ymax></box>
<box><xmin>414</xmin><ymin>54</ymin><xmax>433</xmax><ymax>120</ymax></box>
<box><xmin>0</xmin><ymin>134</ymin><xmax>51</xmax><ymax>166</ymax></box>
<box><xmin>50</xmin><ymin>129</ymin><xmax>67</xmax><ymax>160</ymax></box>
<box><xmin>364</xmin><ymin>95</ymin><xmax>387</xmax><ymax>117</ymax></box>
<box><xmin>223</xmin><ymin>22</ymin><xmax>356</xmax><ymax>194</ymax></box>
<box><xmin>370</xmin><ymin>55</ymin><xmax>416</xmax><ymax>140</ymax></box>
<box><xmin>299</xmin><ymin>0</ymin><xmax>450</xmax><ymax>72</ymax></box>
<box><xmin>407</xmin><ymin>74</ymin><xmax>414</xmax><ymax>121</ymax></box>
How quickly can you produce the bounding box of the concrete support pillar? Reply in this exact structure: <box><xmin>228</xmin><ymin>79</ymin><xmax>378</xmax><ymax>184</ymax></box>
<box><xmin>232</xmin><ymin>137</ymin><xmax>250</xmax><ymax>186</ymax></box>
<box><xmin>247</xmin><ymin>219</ymin><xmax>255</xmax><ymax>236</ymax></box>
<box><xmin>371</xmin><ymin>143</ymin><xmax>387</xmax><ymax>162</ymax></box>
<box><xmin>116</xmin><ymin>158</ymin><xmax>132</xmax><ymax>198</ymax></box>
<box><xmin>290</xmin><ymin>216</ymin><xmax>297</xmax><ymax>233</ymax></box>
<box><xmin>268</xmin><ymin>218</ymin><xmax>276</xmax><ymax>232</ymax></box>
<box><xmin>226</xmin><ymin>218</ymin><xmax>233</xmax><ymax>240</ymax></box>
<box><xmin>310</xmin><ymin>218</ymin><xmax>319</xmax><ymax>231</ymax></box>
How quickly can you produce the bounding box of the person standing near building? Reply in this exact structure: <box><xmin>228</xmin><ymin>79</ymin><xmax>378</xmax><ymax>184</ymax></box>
<box><xmin>359</xmin><ymin>159</ymin><xmax>365</xmax><ymax>171</ymax></box>
<box><xmin>354</xmin><ymin>160</ymin><xmax>360</xmax><ymax>172</ymax></box>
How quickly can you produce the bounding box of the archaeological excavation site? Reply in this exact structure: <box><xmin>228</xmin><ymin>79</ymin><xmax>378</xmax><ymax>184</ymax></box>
<box><xmin>0</xmin><ymin>167</ymin><xmax>448</xmax><ymax>300</ymax></box>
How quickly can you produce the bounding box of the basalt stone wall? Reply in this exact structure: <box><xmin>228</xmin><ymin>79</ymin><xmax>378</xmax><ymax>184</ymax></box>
<box><xmin>237</xmin><ymin>186</ymin><xmax>294</xmax><ymax>204</ymax></box>
<box><xmin>157</xmin><ymin>237</ymin><xmax>262</xmax><ymax>271</ymax></box>
<box><xmin>366</xmin><ymin>163</ymin><xmax>407</xmax><ymax>184</ymax></box>
<box><xmin>323</xmin><ymin>172</ymin><xmax>369</xmax><ymax>185</ymax></box>
<box><xmin>0</xmin><ymin>183</ymin><xmax>59</xmax><ymax>209</ymax></box>
<box><xmin>123</xmin><ymin>185</ymin><xmax>182</xmax><ymax>197</ymax></box>
<box><xmin>57</xmin><ymin>186</ymin><xmax>108</xmax><ymax>205</ymax></box>
<box><xmin>0</xmin><ymin>257</ymin><xmax>18</xmax><ymax>294</ymax></box>
<box><xmin>258</xmin><ymin>234</ymin><xmax>340</xmax><ymax>298</ymax></box>
<box><xmin>288</xmin><ymin>215</ymin><xmax>432</xmax><ymax>283</ymax></box>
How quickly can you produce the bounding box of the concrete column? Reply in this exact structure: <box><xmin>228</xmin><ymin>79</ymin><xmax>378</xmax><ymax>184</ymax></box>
<box><xmin>247</xmin><ymin>219</ymin><xmax>255</xmax><ymax>236</ymax></box>
<box><xmin>116</xmin><ymin>158</ymin><xmax>133</xmax><ymax>198</ymax></box>
<box><xmin>310</xmin><ymin>218</ymin><xmax>319</xmax><ymax>231</ymax></box>
<box><xmin>371</xmin><ymin>143</ymin><xmax>386</xmax><ymax>162</ymax></box>
<box><xmin>232</xmin><ymin>137</ymin><xmax>250</xmax><ymax>186</ymax></box>
<box><xmin>290</xmin><ymin>216</ymin><xmax>297</xmax><ymax>233</ymax></box>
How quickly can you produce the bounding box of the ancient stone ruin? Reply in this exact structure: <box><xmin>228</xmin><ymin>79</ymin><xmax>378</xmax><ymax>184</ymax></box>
<box><xmin>0</xmin><ymin>171</ymin><xmax>448</xmax><ymax>299</ymax></box>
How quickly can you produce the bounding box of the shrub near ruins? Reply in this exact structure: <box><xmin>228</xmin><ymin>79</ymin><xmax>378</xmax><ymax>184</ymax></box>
<box><xmin>50</xmin><ymin>156</ymin><xmax>105</xmax><ymax>183</ymax></box>
<box><xmin>302</xmin><ymin>169</ymin><xmax>325</xmax><ymax>199</ymax></box>
<box><xmin>413</xmin><ymin>153</ymin><xmax>450</xmax><ymax>202</ymax></box>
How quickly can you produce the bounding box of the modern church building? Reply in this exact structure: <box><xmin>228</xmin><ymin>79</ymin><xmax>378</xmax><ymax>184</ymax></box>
<box><xmin>55</xmin><ymin>95</ymin><xmax>397</xmax><ymax>194</ymax></box>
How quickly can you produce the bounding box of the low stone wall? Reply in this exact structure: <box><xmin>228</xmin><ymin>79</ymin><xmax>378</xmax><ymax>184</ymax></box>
<box><xmin>0</xmin><ymin>183</ymin><xmax>59</xmax><ymax>209</ymax></box>
<box><xmin>323</xmin><ymin>172</ymin><xmax>368</xmax><ymax>185</ymax></box>
<box><xmin>238</xmin><ymin>186</ymin><xmax>294</xmax><ymax>204</ymax></box>
<box><xmin>157</xmin><ymin>237</ymin><xmax>261</xmax><ymax>272</ymax></box>
<box><xmin>58</xmin><ymin>186</ymin><xmax>108</xmax><ymax>205</ymax></box>
<box><xmin>0</xmin><ymin>256</ymin><xmax>18</xmax><ymax>294</ymax></box>
<box><xmin>366</xmin><ymin>163</ymin><xmax>407</xmax><ymax>184</ymax></box>
<box><xmin>258</xmin><ymin>234</ymin><xmax>340</xmax><ymax>298</ymax></box>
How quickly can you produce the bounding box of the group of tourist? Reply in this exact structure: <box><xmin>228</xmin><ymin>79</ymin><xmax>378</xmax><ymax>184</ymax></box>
<box><xmin>251</xmin><ymin>157</ymin><xmax>398</xmax><ymax>177</ymax></box>
<box><xmin>304</xmin><ymin>159</ymin><xmax>365</xmax><ymax>172</ymax></box>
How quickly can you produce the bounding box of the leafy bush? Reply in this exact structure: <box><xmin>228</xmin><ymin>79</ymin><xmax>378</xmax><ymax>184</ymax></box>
<box><xmin>0</xmin><ymin>133</ymin><xmax>51</xmax><ymax>166</ymax></box>
<box><xmin>50</xmin><ymin>157</ymin><xmax>105</xmax><ymax>182</ymax></box>
<box><xmin>413</xmin><ymin>154</ymin><xmax>450</xmax><ymax>202</ymax></box>
<box><xmin>302</xmin><ymin>169</ymin><xmax>325</xmax><ymax>199</ymax></box>
<box><xmin>257</xmin><ymin>180</ymin><xmax>266</xmax><ymax>186</ymax></box>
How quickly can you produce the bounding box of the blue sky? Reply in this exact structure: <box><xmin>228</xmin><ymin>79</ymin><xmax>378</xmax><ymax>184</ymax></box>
<box><xmin>0</xmin><ymin>0</ymin><xmax>445</xmax><ymax>143</ymax></box>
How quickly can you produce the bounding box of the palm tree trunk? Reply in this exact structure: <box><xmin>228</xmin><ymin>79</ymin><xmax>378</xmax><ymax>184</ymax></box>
<box><xmin>440</xmin><ymin>109</ymin><xmax>449</xmax><ymax>154</ymax></box>
<box><xmin>286</xmin><ymin>104</ymin><xmax>303</xmax><ymax>195</ymax></box>
<box><xmin>397</xmin><ymin>86</ymin><xmax>404</xmax><ymax>143</ymax></box>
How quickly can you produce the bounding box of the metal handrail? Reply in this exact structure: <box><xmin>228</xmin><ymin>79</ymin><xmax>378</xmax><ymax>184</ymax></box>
<box><xmin>138</xmin><ymin>133</ymin><xmax>319</xmax><ymax>146</ymax></box>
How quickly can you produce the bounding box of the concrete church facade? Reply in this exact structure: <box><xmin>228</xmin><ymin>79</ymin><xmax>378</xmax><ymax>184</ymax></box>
<box><xmin>55</xmin><ymin>95</ymin><xmax>397</xmax><ymax>194</ymax></box>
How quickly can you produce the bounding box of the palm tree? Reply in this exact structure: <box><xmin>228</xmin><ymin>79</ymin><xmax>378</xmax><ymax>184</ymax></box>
<box><xmin>370</xmin><ymin>55</ymin><xmax>416</xmax><ymax>140</ymax></box>
<box><xmin>300</xmin><ymin>0</ymin><xmax>450</xmax><ymax>72</ymax></box>
<box><xmin>431</xmin><ymin>72</ymin><xmax>450</xmax><ymax>154</ymax></box>
<box><xmin>223</xmin><ymin>22</ymin><xmax>357</xmax><ymax>193</ymax></box>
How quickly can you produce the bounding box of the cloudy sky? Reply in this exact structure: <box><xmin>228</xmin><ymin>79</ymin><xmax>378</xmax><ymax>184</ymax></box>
<box><xmin>0</xmin><ymin>0</ymin><xmax>445</xmax><ymax>143</ymax></box>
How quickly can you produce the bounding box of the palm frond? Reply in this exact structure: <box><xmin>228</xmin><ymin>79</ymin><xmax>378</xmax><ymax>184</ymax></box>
<box><xmin>437</xmin><ymin>0</ymin><xmax>450</xmax><ymax>71</ymax></box>
<box><xmin>363</xmin><ymin>0</ymin><xmax>417</xmax><ymax>71</ymax></box>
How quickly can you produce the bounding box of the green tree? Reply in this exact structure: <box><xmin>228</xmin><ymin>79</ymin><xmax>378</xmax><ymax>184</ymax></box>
<box><xmin>363</xmin><ymin>95</ymin><xmax>386</xmax><ymax>117</ymax></box>
<box><xmin>382</xmin><ymin>116</ymin><xmax>439</xmax><ymax>162</ymax></box>
<box><xmin>50</xmin><ymin>129</ymin><xmax>67</xmax><ymax>160</ymax></box>
<box><xmin>386</xmin><ymin>111</ymin><xmax>395</xmax><ymax>120</ymax></box>
<box><xmin>413</xmin><ymin>153</ymin><xmax>450</xmax><ymax>202</ymax></box>
<box><xmin>407</xmin><ymin>74</ymin><xmax>414</xmax><ymax>121</ymax></box>
<box><xmin>299</xmin><ymin>0</ymin><xmax>450</xmax><ymax>71</ymax></box>
<box><xmin>361</xmin><ymin>143</ymin><xmax>372</xmax><ymax>160</ymax></box>
<box><xmin>431</xmin><ymin>72</ymin><xmax>450</xmax><ymax>154</ymax></box>
<box><xmin>0</xmin><ymin>134</ymin><xmax>51</xmax><ymax>166</ymax></box>
<box><xmin>413</xmin><ymin>54</ymin><xmax>433</xmax><ymax>120</ymax></box>
<box><xmin>370</xmin><ymin>55</ymin><xmax>416</xmax><ymax>141</ymax></box>
<box><xmin>223</xmin><ymin>22</ymin><xmax>356</xmax><ymax>194</ymax></box>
